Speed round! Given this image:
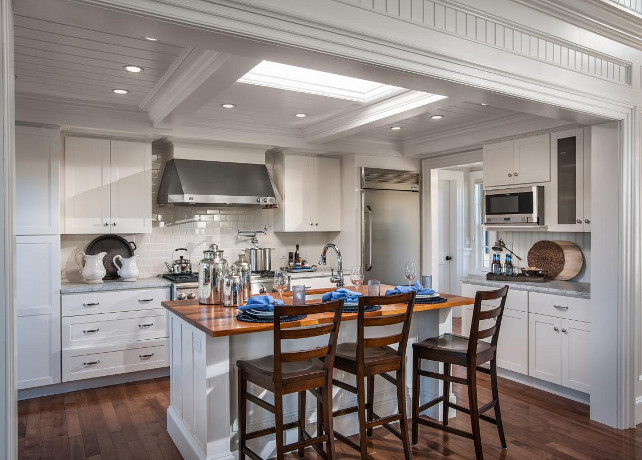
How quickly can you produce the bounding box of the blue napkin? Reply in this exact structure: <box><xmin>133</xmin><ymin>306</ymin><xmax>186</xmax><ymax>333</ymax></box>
<box><xmin>322</xmin><ymin>288</ymin><xmax>363</xmax><ymax>304</ymax></box>
<box><xmin>385</xmin><ymin>281</ymin><xmax>436</xmax><ymax>296</ymax></box>
<box><xmin>237</xmin><ymin>295</ymin><xmax>284</xmax><ymax>312</ymax></box>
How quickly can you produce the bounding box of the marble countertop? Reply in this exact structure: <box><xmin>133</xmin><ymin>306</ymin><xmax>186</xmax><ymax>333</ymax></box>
<box><xmin>461</xmin><ymin>274</ymin><xmax>590</xmax><ymax>299</ymax></box>
<box><xmin>61</xmin><ymin>277</ymin><xmax>173</xmax><ymax>294</ymax></box>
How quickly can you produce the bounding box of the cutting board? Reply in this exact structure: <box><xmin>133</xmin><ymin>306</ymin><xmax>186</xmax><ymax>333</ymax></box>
<box><xmin>527</xmin><ymin>240</ymin><xmax>584</xmax><ymax>280</ymax></box>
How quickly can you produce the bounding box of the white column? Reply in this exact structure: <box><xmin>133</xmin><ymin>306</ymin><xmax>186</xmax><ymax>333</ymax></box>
<box><xmin>0</xmin><ymin>0</ymin><xmax>15</xmax><ymax>458</ymax></box>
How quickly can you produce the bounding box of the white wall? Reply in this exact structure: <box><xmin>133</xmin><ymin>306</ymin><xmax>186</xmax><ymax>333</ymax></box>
<box><xmin>61</xmin><ymin>144</ymin><xmax>334</xmax><ymax>281</ymax></box>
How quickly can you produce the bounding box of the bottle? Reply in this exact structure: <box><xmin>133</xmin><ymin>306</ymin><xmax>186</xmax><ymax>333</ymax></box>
<box><xmin>294</xmin><ymin>244</ymin><xmax>301</xmax><ymax>268</ymax></box>
<box><xmin>505</xmin><ymin>254</ymin><xmax>514</xmax><ymax>276</ymax></box>
<box><xmin>492</xmin><ymin>254</ymin><xmax>502</xmax><ymax>275</ymax></box>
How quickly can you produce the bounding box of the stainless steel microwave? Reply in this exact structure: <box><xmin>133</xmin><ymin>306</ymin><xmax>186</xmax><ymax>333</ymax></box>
<box><xmin>484</xmin><ymin>186</ymin><xmax>544</xmax><ymax>226</ymax></box>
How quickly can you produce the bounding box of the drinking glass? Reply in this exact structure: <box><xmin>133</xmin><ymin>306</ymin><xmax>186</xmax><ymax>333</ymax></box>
<box><xmin>404</xmin><ymin>262</ymin><xmax>416</xmax><ymax>286</ymax></box>
<box><xmin>273</xmin><ymin>270</ymin><xmax>289</xmax><ymax>300</ymax></box>
<box><xmin>367</xmin><ymin>279</ymin><xmax>381</xmax><ymax>296</ymax></box>
<box><xmin>292</xmin><ymin>285</ymin><xmax>306</xmax><ymax>305</ymax></box>
<box><xmin>350</xmin><ymin>265</ymin><xmax>364</xmax><ymax>291</ymax></box>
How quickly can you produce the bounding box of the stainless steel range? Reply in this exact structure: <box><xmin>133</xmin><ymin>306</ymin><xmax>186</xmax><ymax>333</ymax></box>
<box><xmin>250</xmin><ymin>270</ymin><xmax>276</xmax><ymax>295</ymax></box>
<box><xmin>162</xmin><ymin>273</ymin><xmax>199</xmax><ymax>300</ymax></box>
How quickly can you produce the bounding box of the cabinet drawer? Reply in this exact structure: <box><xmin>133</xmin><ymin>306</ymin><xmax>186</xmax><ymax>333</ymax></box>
<box><xmin>461</xmin><ymin>283</ymin><xmax>528</xmax><ymax>312</ymax></box>
<box><xmin>529</xmin><ymin>292</ymin><xmax>589</xmax><ymax>322</ymax></box>
<box><xmin>62</xmin><ymin>309</ymin><xmax>167</xmax><ymax>349</ymax></box>
<box><xmin>62</xmin><ymin>339</ymin><xmax>168</xmax><ymax>382</ymax></box>
<box><xmin>62</xmin><ymin>287</ymin><xmax>170</xmax><ymax>317</ymax></box>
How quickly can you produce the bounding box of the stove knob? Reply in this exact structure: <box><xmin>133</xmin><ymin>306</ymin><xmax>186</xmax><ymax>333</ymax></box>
<box><xmin>177</xmin><ymin>292</ymin><xmax>187</xmax><ymax>301</ymax></box>
<box><xmin>187</xmin><ymin>292</ymin><xmax>196</xmax><ymax>300</ymax></box>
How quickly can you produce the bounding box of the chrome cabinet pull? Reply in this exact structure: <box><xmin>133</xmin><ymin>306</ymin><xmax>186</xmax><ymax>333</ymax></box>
<box><xmin>139</xmin><ymin>323</ymin><xmax>154</xmax><ymax>328</ymax></box>
<box><xmin>507</xmin><ymin>173</ymin><xmax>512</xmax><ymax>177</ymax></box>
<box><xmin>138</xmin><ymin>298</ymin><xmax>154</xmax><ymax>302</ymax></box>
<box><xmin>112</xmin><ymin>222</ymin><xmax>117</xmax><ymax>226</ymax></box>
<box><xmin>83</xmin><ymin>328</ymin><xmax>100</xmax><ymax>334</ymax></box>
<box><xmin>304</xmin><ymin>285</ymin><xmax>312</xmax><ymax>289</ymax></box>
<box><xmin>585</xmin><ymin>219</ymin><xmax>590</xmax><ymax>224</ymax></box>
<box><xmin>139</xmin><ymin>353</ymin><xmax>154</xmax><ymax>359</ymax></box>
<box><xmin>83</xmin><ymin>302</ymin><xmax>100</xmax><ymax>307</ymax></box>
<box><xmin>364</xmin><ymin>205</ymin><xmax>373</xmax><ymax>271</ymax></box>
<box><xmin>83</xmin><ymin>360</ymin><xmax>100</xmax><ymax>366</ymax></box>
<box><xmin>553</xmin><ymin>305</ymin><xmax>569</xmax><ymax>311</ymax></box>
<box><xmin>576</xmin><ymin>219</ymin><xmax>582</xmax><ymax>224</ymax></box>
<box><xmin>514</xmin><ymin>172</ymin><xmax>519</xmax><ymax>177</ymax></box>
<box><xmin>553</xmin><ymin>326</ymin><xmax>559</xmax><ymax>332</ymax></box>
<box><xmin>104</xmin><ymin>222</ymin><xmax>109</xmax><ymax>227</ymax></box>
<box><xmin>562</xmin><ymin>328</ymin><xmax>568</xmax><ymax>333</ymax></box>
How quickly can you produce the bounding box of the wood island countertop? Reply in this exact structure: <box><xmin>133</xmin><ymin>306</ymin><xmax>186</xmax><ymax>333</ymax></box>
<box><xmin>161</xmin><ymin>285</ymin><xmax>474</xmax><ymax>338</ymax></box>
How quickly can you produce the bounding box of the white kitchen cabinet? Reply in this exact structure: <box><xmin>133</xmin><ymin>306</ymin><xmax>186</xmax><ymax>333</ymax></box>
<box><xmin>270</xmin><ymin>153</ymin><xmax>341</xmax><ymax>232</ymax></box>
<box><xmin>64</xmin><ymin>136</ymin><xmax>151</xmax><ymax>234</ymax></box>
<box><xmin>483</xmin><ymin>134</ymin><xmax>550</xmax><ymax>188</ymax></box>
<box><xmin>16</xmin><ymin>235</ymin><xmax>61</xmax><ymax>389</ymax></box>
<box><xmin>548</xmin><ymin>128</ymin><xmax>591</xmax><ymax>232</ymax></box>
<box><xmin>528</xmin><ymin>313</ymin><xmax>562</xmax><ymax>384</ymax></box>
<box><xmin>15</xmin><ymin>126</ymin><xmax>60</xmax><ymax>235</ymax></box>
<box><xmin>561</xmin><ymin>318</ymin><xmax>591</xmax><ymax>392</ymax></box>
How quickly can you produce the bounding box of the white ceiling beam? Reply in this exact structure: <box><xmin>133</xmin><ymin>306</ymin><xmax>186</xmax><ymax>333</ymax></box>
<box><xmin>304</xmin><ymin>90</ymin><xmax>451</xmax><ymax>143</ymax></box>
<box><xmin>140</xmin><ymin>47</ymin><xmax>260</xmax><ymax>128</ymax></box>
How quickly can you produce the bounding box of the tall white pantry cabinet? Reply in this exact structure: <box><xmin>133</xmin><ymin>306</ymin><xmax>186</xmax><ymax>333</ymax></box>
<box><xmin>15</xmin><ymin>126</ymin><xmax>62</xmax><ymax>389</ymax></box>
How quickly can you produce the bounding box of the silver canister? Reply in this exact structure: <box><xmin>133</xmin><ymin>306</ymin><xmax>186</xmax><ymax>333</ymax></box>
<box><xmin>198</xmin><ymin>250</ymin><xmax>217</xmax><ymax>304</ymax></box>
<box><xmin>223</xmin><ymin>269</ymin><xmax>242</xmax><ymax>307</ymax></box>
<box><xmin>233</xmin><ymin>254</ymin><xmax>251</xmax><ymax>304</ymax></box>
<box><xmin>213</xmin><ymin>250</ymin><xmax>228</xmax><ymax>304</ymax></box>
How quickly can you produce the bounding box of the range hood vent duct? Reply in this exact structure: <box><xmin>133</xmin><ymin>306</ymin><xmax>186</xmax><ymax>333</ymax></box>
<box><xmin>157</xmin><ymin>159</ymin><xmax>278</xmax><ymax>207</ymax></box>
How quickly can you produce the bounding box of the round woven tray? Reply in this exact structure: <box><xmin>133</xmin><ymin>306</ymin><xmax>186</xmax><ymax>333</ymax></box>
<box><xmin>527</xmin><ymin>240</ymin><xmax>584</xmax><ymax>280</ymax></box>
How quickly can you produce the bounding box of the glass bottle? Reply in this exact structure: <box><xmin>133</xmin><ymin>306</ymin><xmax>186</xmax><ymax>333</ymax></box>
<box><xmin>505</xmin><ymin>254</ymin><xmax>514</xmax><ymax>276</ymax></box>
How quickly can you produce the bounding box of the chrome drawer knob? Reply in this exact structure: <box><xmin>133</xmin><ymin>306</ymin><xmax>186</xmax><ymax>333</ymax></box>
<box><xmin>553</xmin><ymin>326</ymin><xmax>559</xmax><ymax>332</ymax></box>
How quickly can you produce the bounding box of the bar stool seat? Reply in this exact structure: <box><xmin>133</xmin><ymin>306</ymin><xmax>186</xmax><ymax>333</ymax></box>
<box><xmin>334</xmin><ymin>343</ymin><xmax>400</xmax><ymax>367</ymax></box>
<box><xmin>417</xmin><ymin>333</ymin><xmax>495</xmax><ymax>365</ymax></box>
<box><xmin>237</xmin><ymin>356</ymin><xmax>326</xmax><ymax>391</ymax></box>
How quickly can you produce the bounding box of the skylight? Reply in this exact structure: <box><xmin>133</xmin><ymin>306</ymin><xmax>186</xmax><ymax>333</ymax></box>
<box><xmin>238</xmin><ymin>61</ymin><xmax>404</xmax><ymax>103</ymax></box>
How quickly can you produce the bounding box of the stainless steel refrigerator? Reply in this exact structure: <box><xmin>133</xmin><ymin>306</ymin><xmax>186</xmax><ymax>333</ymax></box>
<box><xmin>361</xmin><ymin>167</ymin><xmax>421</xmax><ymax>286</ymax></box>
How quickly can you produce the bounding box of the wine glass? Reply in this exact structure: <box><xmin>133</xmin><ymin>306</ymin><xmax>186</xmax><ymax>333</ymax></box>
<box><xmin>404</xmin><ymin>262</ymin><xmax>416</xmax><ymax>286</ymax></box>
<box><xmin>350</xmin><ymin>265</ymin><xmax>364</xmax><ymax>291</ymax></box>
<box><xmin>273</xmin><ymin>270</ymin><xmax>289</xmax><ymax>300</ymax></box>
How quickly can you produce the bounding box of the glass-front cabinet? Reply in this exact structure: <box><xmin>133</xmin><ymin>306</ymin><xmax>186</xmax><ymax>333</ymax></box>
<box><xmin>548</xmin><ymin>128</ymin><xmax>591</xmax><ymax>232</ymax></box>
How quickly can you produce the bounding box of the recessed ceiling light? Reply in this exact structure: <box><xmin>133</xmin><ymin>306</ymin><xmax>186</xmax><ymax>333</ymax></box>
<box><xmin>124</xmin><ymin>65</ymin><xmax>144</xmax><ymax>73</ymax></box>
<box><xmin>295</xmin><ymin>113</ymin><xmax>307</xmax><ymax>118</ymax></box>
<box><xmin>481</xmin><ymin>103</ymin><xmax>488</xmax><ymax>106</ymax></box>
<box><xmin>221</xmin><ymin>103</ymin><xmax>236</xmax><ymax>109</ymax></box>
<box><xmin>430</xmin><ymin>115</ymin><xmax>444</xmax><ymax>120</ymax></box>
<box><xmin>112</xmin><ymin>89</ymin><xmax>129</xmax><ymax>94</ymax></box>
<box><xmin>390</xmin><ymin>126</ymin><xmax>402</xmax><ymax>130</ymax></box>
<box><xmin>144</xmin><ymin>37</ymin><xmax>158</xmax><ymax>41</ymax></box>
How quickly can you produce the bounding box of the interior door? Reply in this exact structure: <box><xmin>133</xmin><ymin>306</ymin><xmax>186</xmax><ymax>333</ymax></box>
<box><xmin>363</xmin><ymin>189</ymin><xmax>420</xmax><ymax>286</ymax></box>
<box><xmin>437</xmin><ymin>179</ymin><xmax>452</xmax><ymax>293</ymax></box>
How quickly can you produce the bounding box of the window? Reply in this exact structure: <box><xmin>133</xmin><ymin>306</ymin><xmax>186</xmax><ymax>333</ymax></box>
<box><xmin>472</xmin><ymin>177</ymin><xmax>495</xmax><ymax>272</ymax></box>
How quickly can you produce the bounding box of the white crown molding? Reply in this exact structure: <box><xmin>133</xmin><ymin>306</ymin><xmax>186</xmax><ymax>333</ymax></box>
<box><xmin>512</xmin><ymin>0</ymin><xmax>642</xmax><ymax>51</ymax></box>
<box><xmin>140</xmin><ymin>47</ymin><xmax>260</xmax><ymax>127</ymax></box>
<box><xmin>304</xmin><ymin>91</ymin><xmax>449</xmax><ymax>143</ymax></box>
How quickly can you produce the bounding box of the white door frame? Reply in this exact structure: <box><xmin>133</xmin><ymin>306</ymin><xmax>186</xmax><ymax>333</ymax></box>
<box><xmin>0</xmin><ymin>0</ymin><xmax>15</xmax><ymax>459</ymax></box>
<box><xmin>431</xmin><ymin>169</ymin><xmax>465</xmax><ymax>295</ymax></box>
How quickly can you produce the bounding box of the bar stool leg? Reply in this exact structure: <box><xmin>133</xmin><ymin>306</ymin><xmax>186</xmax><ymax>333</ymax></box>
<box><xmin>323</xmin><ymin>381</ymin><xmax>336</xmax><ymax>460</ymax></box>
<box><xmin>396</xmin><ymin>367</ymin><xmax>412</xmax><ymax>460</ymax></box>
<box><xmin>275</xmin><ymin>394</ymin><xmax>285</xmax><ymax>460</ymax></box>
<box><xmin>490</xmin><ymin>359</ymin><xmax>507</xmax><ymax>448</ymax></box>
<box><xmin>298</xmin><ymin>391</ymin><xmax>306</xmax><ymax>458</ymax></box>
<box><xmin>366</xmin><ymin>375</ymin><xmax>375</xmax><ymax>438</ymax></box>
<box><xmin>411</xmin><ymin>354</ymin><xmax>420</xmax><ymax>446</ymax></box>
<box><xmin>316</xmin><ymin>387</ymin><xmax>325</xmax><ymax>453</ymax></box>
<box><xmin>238</xmin><ymin>374</ymin><xmax>247</xmax><ymax>460</ymax></box>
<box><xmin>442</xmin><ymin>363</ymin><xmax>451</xmax><ymax>426</ymax></box>
<box><xmin>357</xmin><ymin>375</ymin><xmax>369</xmax><ymax>460</ymax></box>
<box><xmin>467</xmin><ymin>366</ymin><xmax>484</xmax><ymax>460</ymax></box>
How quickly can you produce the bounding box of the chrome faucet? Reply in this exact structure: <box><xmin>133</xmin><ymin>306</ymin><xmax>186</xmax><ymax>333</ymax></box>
<box><xmin>319</xmin><ymin>243</ymin><xmax>344</xmax><ymax>288</ymax></box>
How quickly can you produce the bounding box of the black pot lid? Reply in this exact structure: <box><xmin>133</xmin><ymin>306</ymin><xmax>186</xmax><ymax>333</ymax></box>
<box><xmin>85</xmin><ymin>234</ymin><xmax>137</xmax><ymax>280</ymax></box>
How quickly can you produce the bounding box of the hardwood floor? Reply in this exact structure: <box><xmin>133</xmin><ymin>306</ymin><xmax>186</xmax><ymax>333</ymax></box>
<box><xmin>18</xmin><ymin>335</ymin><xmax>642</xmax><ymax>459</ymax></box>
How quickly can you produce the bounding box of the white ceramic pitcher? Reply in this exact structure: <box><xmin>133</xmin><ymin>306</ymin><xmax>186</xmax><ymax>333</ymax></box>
<box><xmin>74</xmin><ymin>252</ymin><xmax>107</xmax><ymax>284</ymax></box>
<box><xmin>113</xmin><ymin>255</ymin><xmax>140</xmax><ymax>282</ymax></box>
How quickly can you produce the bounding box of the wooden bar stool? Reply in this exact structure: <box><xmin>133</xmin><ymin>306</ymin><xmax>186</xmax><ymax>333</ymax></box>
<box><xmin>237</xmin><ymin>300</ymin><xmax>344</xmax><ymax>460</ymax></box>
<box><xmin>411</xmin><ymin>286</ymin><xmax>509</xmax><ymax>460</ymax></box>
<box><xmin>329</xmin><ymin>292</ymin><xmax>416</xmax><ymax>460</ymax></box>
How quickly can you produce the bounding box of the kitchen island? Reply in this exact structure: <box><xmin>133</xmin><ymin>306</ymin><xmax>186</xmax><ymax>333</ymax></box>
<box><xmin>161</xmin><ymin>287</ymin><xmax>473</xmax><ymax>460</ymax></box>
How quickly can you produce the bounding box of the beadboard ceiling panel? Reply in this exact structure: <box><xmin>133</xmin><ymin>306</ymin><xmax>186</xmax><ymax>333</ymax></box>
<box><xmin>14</xmin><ymin>14</ymin><xmax>184</xmax><ymax>106</ymax></box>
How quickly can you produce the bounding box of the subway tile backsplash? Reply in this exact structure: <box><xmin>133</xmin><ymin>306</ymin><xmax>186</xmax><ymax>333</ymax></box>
<box><xmin>60</xmin><ymin>146</ymin><xmax>334</xmax><ymax>282</ymax></box>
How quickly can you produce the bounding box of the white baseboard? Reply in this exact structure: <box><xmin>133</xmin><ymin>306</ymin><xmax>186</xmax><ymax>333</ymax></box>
<box><xmin>168</xmin><ymin>406</ymin><xmax>236</xmax><ymax>460</ymax></box>
<box><xmin>497</xmin><ymin>368</ymin><xmax>590</xmax><ymax>405</ymax></box>
<box><xmin>18</xmin><ymin>367</ymin><xmax>169</xmax><ymax>400</ymax></box>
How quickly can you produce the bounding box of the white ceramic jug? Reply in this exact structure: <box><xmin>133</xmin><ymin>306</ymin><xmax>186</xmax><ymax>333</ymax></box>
<box><xmin>74</xmin><ymin>252</ymin><xmax>107</xmax><ymax>284</ymax></box>
<box><xmin>113</xmin><ymin>255</ymin><xmax>140</xmax><ymax>281</ymax></box>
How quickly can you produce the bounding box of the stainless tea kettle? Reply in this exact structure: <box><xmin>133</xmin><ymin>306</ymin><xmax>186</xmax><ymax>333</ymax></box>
<box><xmin>165</xmin><ymin>248</ymin><xmax>192</xmax><ymax>274</ymax></box>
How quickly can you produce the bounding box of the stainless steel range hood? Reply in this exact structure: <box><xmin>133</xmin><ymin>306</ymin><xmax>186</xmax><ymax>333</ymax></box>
<box><xmin>157</xmin><ymin>159</ymin><xmax>278</xmax><ymax>207</ymax></box>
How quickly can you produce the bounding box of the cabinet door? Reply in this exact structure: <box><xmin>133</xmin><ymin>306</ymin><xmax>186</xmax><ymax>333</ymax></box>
<box><xmin>283</xmin><ymin>155</ymin><xmax>313</xmax><ymax>232</ymax></box>
<box><xmin>548</xmin><ymin>129</ymin><xmax>585</xmax><ymax>232</ymax></box>
<box><xmin>64</xmin><ymin>137</ymin><xmax>111</xmax><ymax>234</ymax></box>
<box><xmin>313</xmin><ymin>156</ymin><xmax>341</xmax><ymax>231</ymax></box>
<box><xmin>528</xmin><ymin>313</ymin><xmax>562</xmax><ymax>384</ymax></box>
<box><xmin>562</xmin><ymin>319</ymin><xmax>590</xmax><ymax>393</ymax></box>
<box><xmin>496</xmin><ymin>309</ymin><xmax>528</xmax><ymax>374</ymax></box>
<box><xmin>483</xmin><ymin>141</ymin><xmax>514</xmax><ymax>187</ymax></box>
<box><xmin>16</xmin><ymin>235</ymin><xmax>61</xmax><ymax>389</ymax></box>
<box><xmin>513</xmin><ymin>134</ymin><xmax>550</xmax><ymax>184</ymax></box>
<box><xmin>15</xmin><ymin>126</ymin><xmax>60</xmax><ymax>235</ymax></box>
<box><xmin>583</xmin><ymin>127</ymin><xmax>591</xmax><ymax>231</ymax></box>
<box><xmin>110</xmin><ymin>140</ymin><xmax>152</xmax><ymax>233</ymax></box>
<box><xmin>461</xmin><ymin>306</ymin><xmax>473</xmax><ymax>337</ymax></box>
